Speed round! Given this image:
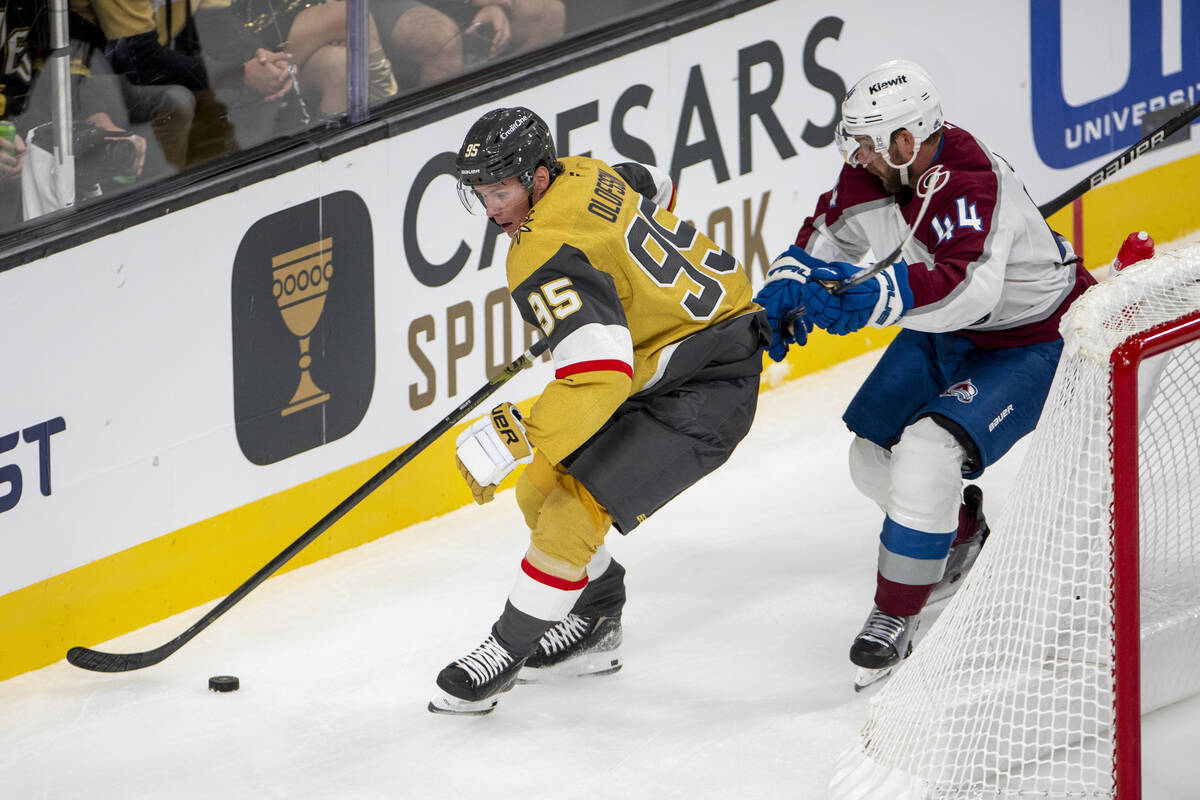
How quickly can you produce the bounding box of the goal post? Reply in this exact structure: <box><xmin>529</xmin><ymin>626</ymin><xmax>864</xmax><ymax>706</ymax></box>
<box><xmin>827</xmin><ymin>242</ymin><xmax>1200</xmax><ymax>800</ymax></box>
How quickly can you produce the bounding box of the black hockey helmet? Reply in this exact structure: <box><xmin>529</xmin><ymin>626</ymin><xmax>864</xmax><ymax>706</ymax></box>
<box><xmin>455</xmin><ymin>107</ymin><xmax>561</xmax><ymax>202</ymax></box>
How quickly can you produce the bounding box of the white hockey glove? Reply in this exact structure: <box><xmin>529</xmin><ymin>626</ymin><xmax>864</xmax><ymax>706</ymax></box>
<box><xmin>640</xmin><ymin>163</ymin><xmax>677</xmax><ymax>212</ymax></box>
<box><xmin>613</xmin><ymin>162</ymin><xmax>676</xmax><ymax>212</ymax></box>
<box><xmin>455</xmin><ymin>402</ymin><xmax>534</xmax><ymax>504</ymax></box>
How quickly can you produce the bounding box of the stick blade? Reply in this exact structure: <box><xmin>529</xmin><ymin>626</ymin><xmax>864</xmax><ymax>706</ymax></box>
<box><xmin>66</xmin><ymin>644</ymin><xmax>175</xmax><ymax>673</ymax></box>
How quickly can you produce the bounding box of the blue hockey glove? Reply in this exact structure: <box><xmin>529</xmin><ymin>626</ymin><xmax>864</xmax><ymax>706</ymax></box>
<box><xmin>753</xmin><ymin>246</ymin><xmax>816</xmax><ymax>361</ymax></box>
<box><xmin>800</xmin><ymin>261</ymin><xmax>913</xmax><ymax>335</ymax></box>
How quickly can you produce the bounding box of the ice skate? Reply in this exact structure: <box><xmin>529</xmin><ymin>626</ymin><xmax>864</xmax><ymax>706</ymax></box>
<box><xmin>928</xmin><ymin>484</ymin><xmax>990</xmax><ymax>606</ymax></box>
<box><xmin>429</xmin><ymin>634</ymin><xmax>527</xmax><ymax>715</ymax></box>
<box><xmin>517</xmin><ymin>613</ymin><xmax>622</xmax><ymax>683</ymax></box>
<box><xmin>850</xmin><ymin>607</ymin><xmax>918</xmax><ymax>692</ymax></box>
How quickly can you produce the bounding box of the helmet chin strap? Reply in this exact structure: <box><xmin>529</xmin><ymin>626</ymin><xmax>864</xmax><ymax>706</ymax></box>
<box><xmin>884</xmin><ymin>144</ymin><xmax>920</xmax><ymax>187</ymax></box>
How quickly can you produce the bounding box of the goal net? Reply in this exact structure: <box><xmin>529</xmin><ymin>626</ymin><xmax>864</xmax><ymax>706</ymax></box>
<box><xmin>827</xmin><ymin>242</ymin><xmax>1200</xmax><ymax>800</ymax></box>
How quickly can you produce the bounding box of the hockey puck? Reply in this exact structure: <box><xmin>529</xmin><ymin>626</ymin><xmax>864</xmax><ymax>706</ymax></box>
<box><xmin>208</xmin><ymin>675</ymin><xmax>240</xmax><ymax>693</ymax></box>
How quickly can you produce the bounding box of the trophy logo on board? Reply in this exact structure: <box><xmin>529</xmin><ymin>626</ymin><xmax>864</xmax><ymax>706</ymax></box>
<box><xmin>272</xmin><ymin>237</ymin><xmax>333</xmax><ymax>416</ymax></box>
<box><xmin>232</xmin><ymin>191</ymin><xmax>374</xmax><ymax>466</ymax></box>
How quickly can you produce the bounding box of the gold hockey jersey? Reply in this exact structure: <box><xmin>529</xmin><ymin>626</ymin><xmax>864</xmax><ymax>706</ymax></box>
<box><xmin>509</xmin><ymin>155</ymin><xmax>758</xmax><ymax>464</ymax></box>
<box><xmin>71</xmin><ymin>0</ymin><xmax>231</xmax><ymax>42</ymax></box>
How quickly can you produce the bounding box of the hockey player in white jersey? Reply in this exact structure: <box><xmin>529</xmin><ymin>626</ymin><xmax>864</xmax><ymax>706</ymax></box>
<box><xmin>754</xmin><ymin>60</ymin><xmax>1097</xmax><ymax>689</ymax></box>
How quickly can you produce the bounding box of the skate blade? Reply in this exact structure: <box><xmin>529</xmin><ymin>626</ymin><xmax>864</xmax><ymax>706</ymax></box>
<box><xmin>427</xmin><ymin>693</ymin><xmax>499</xmax><ymax>716</ymax></box>
<box><xmin>516</xmin><ymin>652</ymin><xmax>622</xmax><ymax>684</ymax></box>
<box><xmin>853</xmin><ymin>665</ymin><xmax>896</xmax><ymax>694</ymax></box>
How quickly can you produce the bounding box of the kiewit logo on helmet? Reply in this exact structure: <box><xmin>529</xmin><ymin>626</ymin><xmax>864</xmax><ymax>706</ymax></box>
<box><xmin>868</xmin><ymin>74</ymin><xmax>909</xmax><ymax>94</ymax></box>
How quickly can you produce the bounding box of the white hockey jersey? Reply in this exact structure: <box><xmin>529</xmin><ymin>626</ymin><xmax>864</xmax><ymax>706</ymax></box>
<box><xmin>795</xmin><ymin>123</ymin><xmax>1095</xmax><ymax>348</ymax></box>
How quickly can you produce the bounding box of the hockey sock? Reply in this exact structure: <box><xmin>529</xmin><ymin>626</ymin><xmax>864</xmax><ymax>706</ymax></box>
<box><xmin>951</xmin><ymin>486</ymin><xmax>986</xmax><ymax>546</ymax></box>
<box><xmin>875</xmin><ymin>515</ymin><xmax>956</xmax><ymax>616</ymax></box>
<box><xmin>494</xmin><ymin>554</ymin><xmax>588</xmax><ymax>655</ymax></box>
<box><xmin>492</xmin><ymin>600</ymin><xmax>557</xmax><ymax>656</ymax></box>
<box><xmin>875</xmin><ymin>574</ymin><xmax>935</xmax><ymax>617</ymax></box>
<box><xmin>574</xmin><ymin>549</ymin><xmax>626</xmax><ymax>616</ymax></box>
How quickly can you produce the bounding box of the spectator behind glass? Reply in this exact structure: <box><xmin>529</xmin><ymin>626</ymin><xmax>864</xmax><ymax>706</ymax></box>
<box><xmin>179</xmin><ymin>0</ymin><xmax>398</xmax><ymax>160</ymax></box>
<box><xmin>210</xmin><ymin>0</ymin><xmax>398</xmax><ymax>127</ymax></box>
<box><xmin>372</xmin><ymin>0</ymin><xmax>564</xmax><ymax>89</ymax></box>
<box><xmin>71</xmin><ymin>0</ymin><xmax>198</xmax><ymax>174</ymax></box>
<box><xmin>96</xmin><ymin>0</ymin><xmax>397</xmax><ymax>165</ymax></box>
<box><xmin>0</xmin><ymin>2</ymin><xmax>148</xmax><ymax>226</ymax></box>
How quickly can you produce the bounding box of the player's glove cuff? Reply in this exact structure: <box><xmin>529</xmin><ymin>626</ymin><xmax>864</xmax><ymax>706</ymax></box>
<box><xmin>866</xmin><ymin>261</ymin><xmax>913</xmax><ymax>328</ymax></box>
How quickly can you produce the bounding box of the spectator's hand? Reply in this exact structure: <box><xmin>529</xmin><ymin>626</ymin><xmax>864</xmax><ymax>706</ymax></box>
<box><xmin>89</xmin><ymin>114</ymin><xmax>149</xmax><ymax>178</ymax></box>
<box><xmin>472</xmin><ymin>0</ymin><xmax>514</xmax><ymax>10</ymax></box>
<box><xmin>244</xmin><ymin>48</ymin><xmax>292</xmax><ymax>101</ymax></box>
<box><xmin>104</xmin><ymin>130</ymin><xmax>147</xmax><ymax>178</ymax></box>
<box><xmin>468</xmin><ymin>6</ymin><xmax>511</xmax><ymax>57</ymax></box>
<box><xmin>0</xmin><ymin>134</ymin><xmax>26</xmax><ymax>183</ymax></box>
<box><xmin>130</xmin><ymin>134</ymin><xmax>147</xmax><ymax>176</ymax></box>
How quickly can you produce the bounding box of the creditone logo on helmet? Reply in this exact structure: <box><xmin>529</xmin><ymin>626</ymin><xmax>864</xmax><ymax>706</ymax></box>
<box><xmin>868</xmin><ymin>74</ymin><xmax>909</xmax><ymax>94</ymax></box>
<box><xmin>499</xmin><ymin>116</ymin><xmax>529</xmax><ymax>140</ymax></box>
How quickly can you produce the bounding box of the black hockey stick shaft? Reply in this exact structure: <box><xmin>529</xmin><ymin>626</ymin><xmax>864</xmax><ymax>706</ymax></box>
<box><xmin>66</xmin><ymin>339</ymin><xmax>549</xmax><ymax>673</ymax></box>
<box><xmin>1038</xmin><ymin>99</ymin><xmax>1200</xmax><ymax>218</ymax></box>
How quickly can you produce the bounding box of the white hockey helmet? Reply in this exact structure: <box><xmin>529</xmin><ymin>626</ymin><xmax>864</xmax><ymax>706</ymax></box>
<box><xmin>836</xmin><ymin>59</ymin><xmax>943</xmax><ymax>168</ymax></box>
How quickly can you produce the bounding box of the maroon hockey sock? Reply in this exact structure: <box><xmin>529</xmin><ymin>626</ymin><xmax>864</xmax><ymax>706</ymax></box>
<box><xmin>875</xmin><ymin>575</ymin><xmax>935</xmax><ymax>617</ymax></box>
<box><xmin>952</xmin><ymin>486</ymin><xmax>987</xmax><ymax>546</ymax></box>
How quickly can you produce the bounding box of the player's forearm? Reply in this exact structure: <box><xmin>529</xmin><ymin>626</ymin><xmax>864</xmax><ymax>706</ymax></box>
<box><xmin>524</xmin><ymin>371</ymin><xmax>632</xmax><ymax>465</ymax></box>
<box><xmin>902</xmin><ymin>255</ymin><xmax>1008</xmax><ymax>332</ymax></box>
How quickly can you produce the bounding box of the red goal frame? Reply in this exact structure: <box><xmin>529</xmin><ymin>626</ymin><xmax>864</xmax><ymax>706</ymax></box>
<box><xmin>1109</xmin><ymin>309</ymin><xmax>1200</xmax><ymax>799</ymax></box>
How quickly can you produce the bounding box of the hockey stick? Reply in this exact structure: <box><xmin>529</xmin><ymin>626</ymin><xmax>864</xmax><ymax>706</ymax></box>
<box><xmin>815</xmin><ymin>164</ymin><xmax>950</xmax><ymax>295</ymax></box>
<box><xmin>66</xmin><ymin>339</ymin><xmax>549</xmax><ymax>673</ymax></box>
<box><xmin>1038</xmin><ymin>98</ymin><xmax>1200</xmax><ymax>218</ymax></box>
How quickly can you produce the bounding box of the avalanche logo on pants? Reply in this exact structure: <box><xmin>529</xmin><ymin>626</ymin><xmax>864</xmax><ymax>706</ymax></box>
<box><xmin>941</xmin><ymin>379</ymin><xmax>978</xmax><ymax>403</ymax></box>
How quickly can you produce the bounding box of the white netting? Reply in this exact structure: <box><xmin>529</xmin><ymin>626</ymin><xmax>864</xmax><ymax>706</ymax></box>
<box><xmin>828</xmin><ymin>242</ymin><xmax>1200</xmax><ymax>800</ymax></box>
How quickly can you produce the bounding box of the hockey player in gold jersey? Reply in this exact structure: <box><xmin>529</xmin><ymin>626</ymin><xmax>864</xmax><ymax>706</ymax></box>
<box><xmin>430</xmin><ymin>107</ymin><xmax>769</xmax><ymax>715</ymax></box>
